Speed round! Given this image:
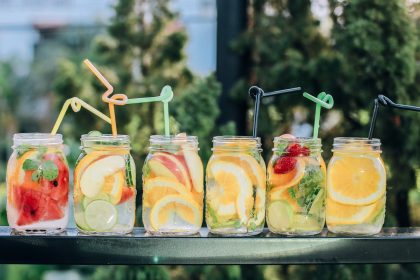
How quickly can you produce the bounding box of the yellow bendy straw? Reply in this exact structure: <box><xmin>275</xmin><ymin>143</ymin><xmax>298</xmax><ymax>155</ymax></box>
<box><xmin>83</xmin><ymin>59</ymin><xmax>128</xmax><ymax>136</ymax></box>
<box><xmin>51</xmin><ymin>97</ymin><xmax>111</xmax><ymax>135</ymax></box>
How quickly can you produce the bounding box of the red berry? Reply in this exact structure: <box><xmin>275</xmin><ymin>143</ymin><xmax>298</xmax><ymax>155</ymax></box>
<box><xmin>300</xmin><ymin>146</ymin><xmax>310</xmax><ymax>156</ymax></box>
<box><xmin>286</xmin><ymin>143</ymin><xmax>302</xmax><ymax>157</ymax></box>
<box><xmin>273</xmin><ymin>157</ymin><xmax>297</xmax><ymax>174</ymax></box>
<box><xmin>286</xmin><ymin>143</ymin><xmax>310</xmax><ymax>156</ymax></box>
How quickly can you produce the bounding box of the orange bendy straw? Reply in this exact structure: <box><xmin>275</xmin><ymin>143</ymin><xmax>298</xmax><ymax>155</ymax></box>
<box><xmin>83</xmin><ymin>59</ymin><xmax>128</xmax><ymax>136</ymax></box>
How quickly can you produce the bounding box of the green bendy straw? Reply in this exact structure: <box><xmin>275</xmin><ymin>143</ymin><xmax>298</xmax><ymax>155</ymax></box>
<box><xmin>126</xmin><ymin>85</ymin><xmax>174</xmax><ymax>136</ymax></box>
<box><xmin>303</xmin><ymin>92</ymin><xmax>334</xmax><ymax>139</ymax></box>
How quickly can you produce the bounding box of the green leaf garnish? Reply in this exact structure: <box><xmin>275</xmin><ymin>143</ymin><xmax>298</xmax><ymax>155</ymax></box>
<box><xmin>41</xmin><ymin>160</ymin><xmax>59</xmax><ymax>181</ymax></box>
<box><xmin>22</xmin><ymin>159</ymin><xmax>39</xmax><ymax>171</ymax></box>
<box><xmin>88</xmin><ymin>130</ymin><xmax>103</xmax><ymax>137</ymax></box>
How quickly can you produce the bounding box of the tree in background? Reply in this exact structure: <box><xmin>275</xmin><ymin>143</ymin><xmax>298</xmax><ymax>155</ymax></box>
<box><xmin>231</xmin><ymin>0</ymin><xmax>340</xmax><ymax>157</ymax></box>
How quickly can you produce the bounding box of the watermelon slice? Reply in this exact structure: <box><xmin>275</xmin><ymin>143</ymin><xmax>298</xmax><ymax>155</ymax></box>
<box><xmin>15</xmin><ymin>188</ymin><xmax>64</xmax><ymax>226</ymax></box>
<box><xmin>41</xmin><ymin>153</ymin><xmax>69</xmax><ymax>203</ymax></box>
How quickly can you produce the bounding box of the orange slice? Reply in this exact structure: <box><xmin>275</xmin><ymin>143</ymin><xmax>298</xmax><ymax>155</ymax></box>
<box><xmin>268</xmin><ymin>158</ymin><xmax>305</xmax><ymax>190</ymax></box>
<box><xmin>150</xmin><ymin>194</ymin><xmax>201</xmax><ymax>230</ymax></box>
<box><xmin>327</xmin><ymin>156</ymin><xmax>386</xmax><ymax>205</ymax></box>
<box><xmin>143</xmin><ymin>177</ymin><xmax>190</xmax><ymax>206</ymax></box>
<box><xmin>213</xmin><ymin>153</ymin><xmax>266</xmax><ymax>188</ymax></box>
<box><xmin>209</xmin><ymin>161</ymin><xmax>253</xmax><ymax>222</ymax></box>
<box><xmin>326</xmin><ymin>196</ymin><xmax>385</xmax><ymax>225</ymax></box>
<box><xmin>102</xmin><ymin>171</ymin><xmax>125</xmax><ymax>204</ymax></box>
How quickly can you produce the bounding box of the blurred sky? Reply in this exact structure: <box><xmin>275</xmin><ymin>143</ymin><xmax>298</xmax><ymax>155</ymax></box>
<box><xmin>0</xmin><ymin>0</ymin><xmax>217</xmax><ymax>76</ymax></box>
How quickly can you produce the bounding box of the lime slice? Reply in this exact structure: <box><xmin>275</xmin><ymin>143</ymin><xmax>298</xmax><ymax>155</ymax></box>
<box><xmin>267</xmin><ymin>200</ymin><xmax>293</xmax><ymax>230</ymax></box>
<box><xmin>75</xmin><ymin>209</ymin><xmax>91</xmax><ymax>231</ymax></box>
<box><xmin>309</xmin><ymin>189</ymin><xmax>325</xmax><ymax>216</ymax></box>
<box><xmin>84</xmin><ymin>200</ymin><xmax>117</xmax><ymax>231</ymax></box>
<box><xmin>83</xmin><ymin>193</ymin><xmax>110</xmax><ymax>210</ymax></box>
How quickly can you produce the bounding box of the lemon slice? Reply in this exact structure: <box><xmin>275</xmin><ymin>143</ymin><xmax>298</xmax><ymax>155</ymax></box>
<box><xmin>326</xmin><ymin>196</ymin><xmax>385</xmax><ymax>225</ymax></box>
<box><xmin>327</xmin><ymin>156</ymin><xmax>386</xmax><ymax>205</ymax></box>
<box><xmin>150</xmin><ymin>194</ymin><xmax>201</xmax><ymax>230</ymax></box>
<box><xmin>143</xmin><ymin>177</ymin><xmax>190</xmax><ymax>206</ymax></box>
<box><xmin>80</xmin><ymin>155</ymin><xmax>125</xmax><ymax>198</ymax></box>
<box><xmin>84</xmin><ymin>200</ymin><xmax>117</xmax><ymax>231</ymax></box>
<box><xmin>267</xmin><ymin>200</ymin><xmax>293</xmax><ymax>230</ymax></box>
<box><xmin>209</xmin><ymin>161</ymin><xmax>253</xmax><ymax>223</ymax></box>
<box><xmin>213</xmin><ymin>153</ymin><xmax>266</xmax><ymax>188</ymax></box>
<box><xmin>268</xmin><ymin>158</ymin><xmax>305</xmax><ymax>190</ymax></box>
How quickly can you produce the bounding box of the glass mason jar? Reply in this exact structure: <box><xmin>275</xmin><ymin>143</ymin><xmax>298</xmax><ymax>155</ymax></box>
<box><xmin>6</xmin><ymin>133</ymin><xmax>69</xmax><ymax>234</ymax></box>
<box><xmin>206</xmin><ymin>136</ymin><xmax>266</xmax><ymax>236</ymax></box>
<box><xmin>266</xmin><ymin>137</ymin><xmax>326</xmax><ymax>235</ymax></box>
<box><xmin>142</xmin><ymin>135</ymin><xmax>204</xmax><ymax>235</ymax></box>
<box><xmin>74</xmin><ymin>133</ymin><xmax>136</xmax><ymax>234</ymax></box>
<box><xmin>326</xmin><ymin>137</ymin><xmax>386</xmax><ymax>235</ymax></box>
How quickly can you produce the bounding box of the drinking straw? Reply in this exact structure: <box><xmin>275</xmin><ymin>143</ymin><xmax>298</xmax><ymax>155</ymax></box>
<box><xmin>126</xmin><ymin>85</ymin><xmax>174</xmax><ymax>136</ymax></box>
<box><xmin>368</xmin><ymin>94</ymin><xmax>420</xmax><ymax>139</ymax></box>
<box><xmin>249</xmin><ymin>86</ymin><xmax>302</xmax><ymax>137</ymax></box>
<box><xmin>83</xmin><ymin>59</ymin><xmax>128</xmax><ymax>136</ymax></box>
<box><xmin>302</xmin><ymin>92</ymin><xmax>334</xmax><ymax>139</ymax></box>
<box><xmin>51</xmin><ymin>97</ymin><xmax>112</xmax><ymax>135</ymax></box>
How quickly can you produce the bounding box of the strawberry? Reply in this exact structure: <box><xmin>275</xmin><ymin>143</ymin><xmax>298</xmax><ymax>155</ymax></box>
<box><xmin>273</xmin><ymin>157</ymin><xmax>297</xmax><ymax>174</ymax></box>
<box><xmin>286</xmin><ymin>143</ymin><xmax>310</xmax><ymax>157</ymax></box>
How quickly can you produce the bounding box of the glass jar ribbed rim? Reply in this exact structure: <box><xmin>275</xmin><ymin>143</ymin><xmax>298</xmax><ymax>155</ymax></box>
<box><xmin>212</xmin><ymin>135</ymin><xmax>262</xmax><ymax>151</ymax></box>
<box><xmin>149</xmin><ymin>135</ymin><xmax>199</xmax><ymax>150</ymax></box>
<box><xmin>272</xmin><ymin>137</ymin><xmax>322</xmax><ymax>154</ymax></box>
<box><xmin>81</xmin><ymin>134</ymin><xmax>130</xmax><ymax>148</ymax></box>
<box><xmin>13</xmin><ymin>133</ymin><xmax>63</xmax><ymax>147</ymax></box>
<box><xmin>332</xmin><ymin>137</ymin><xmax>381</xmax><ymax>152</ymax></box>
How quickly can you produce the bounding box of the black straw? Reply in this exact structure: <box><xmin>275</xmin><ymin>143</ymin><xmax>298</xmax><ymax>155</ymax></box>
<box><xmin>249</xmin><ymin>86</ymin><xmax>302</xmax><ymax>138</ymax></box>
<box><xmin>368</xmin><ymin>95</ymin><xmax>420</xmax><ymax>139</ymax></box>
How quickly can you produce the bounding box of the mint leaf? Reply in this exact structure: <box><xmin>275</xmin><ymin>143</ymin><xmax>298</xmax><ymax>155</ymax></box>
<box><xmin>31</xmin><ymin>170</ymin><xmax>42</xmax><ymax>182</ymax></box>
<box><xmin>23</xmin><ymin>159</ymin><xmax>39</xmax><ymax>171</ymax></box>
<box><xmin>41</xmin><ymin>160</ymin><xmax>58</xmax><ymax>181</ymax></box>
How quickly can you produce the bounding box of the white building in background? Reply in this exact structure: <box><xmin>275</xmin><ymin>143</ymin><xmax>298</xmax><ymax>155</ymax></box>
<box><xmin>0</xmin><ymin>0</ymin><xmax>216</xmax><ymax>75</ymax></box>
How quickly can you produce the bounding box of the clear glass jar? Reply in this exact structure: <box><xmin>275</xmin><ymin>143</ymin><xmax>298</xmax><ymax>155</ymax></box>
<box><xmin>267</xmin><ymin>137</ymin><xmax>326</xmax><ymax>235</ymax></box>
<box><xmin>142</xmin><ymin>135</ymin><xmax>204</xmax><ymax>235</ymax></box>
<box><xmin>6</xmin><ymin>133</ymin><xmax>69</xmax><ymax>234</ymax></box>
<box><xmin>74</xmin><ymin>133</ymin><xmax>136</xmax><ymax>234</ymax></box>
<box><xmin>206</xmin><ymin>136</ymin><xmax>266</xmax><ymax>236</ymax></box>
<box><xmin>326</xmin><ymin>137</ymin><xmax>386</xmax><ymax>235</ymax></box>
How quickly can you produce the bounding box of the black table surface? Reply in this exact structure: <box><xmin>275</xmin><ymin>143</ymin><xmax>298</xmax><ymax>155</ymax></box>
<box><xmin>0</xmin><ymin>227</ymin><xmax>419</xmax><ymax>265</ymax></box>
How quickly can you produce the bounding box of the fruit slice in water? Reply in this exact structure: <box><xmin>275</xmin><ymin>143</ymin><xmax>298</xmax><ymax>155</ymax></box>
<box><xmin>150</xmin><ymin>194</ymin><xmax>201</xmax><ymax>230</ymax></box>
<box><xmin>148</xmin><ymin>153</ymin><xmax>192</xmax><ymax>191</ymax></box>
<box><xmin>309</xmin><ymin>189</ymin><xmax>325</xmax><ymax>216</ymax></box>
<box><xmin>213</xmin><ymin>153</ymin><xmax>265</xmax><ymax>188</ymax></box>
<box><xmin>269</xmin><ymin>158</ymin><xmax>305</xmax><ymax>189</ymax></box>
<box><xmin>80</xmin><ymin>155</ymin><xmax>125</xmax><ymax>198</ymax></box>
<box><xmin>82</xmin><ymin>193</ymin><xmax>110</xmax><ymax>210</ymax></box>
<box><xmin>102</xmin><ymin>171</ymin><xmax>125</xmax><ymax>204</ymax></box>
<box><xmin>84</xmin><ymin>200</ymin><xmax>117</xmax><ymax>231</ymax></box>
<box><xmin>209</xmin><ymin>161</ymin><xmax>253</xmax><ymax>223</ymax></box>
<box><xmin>328</xmin><ymin>156</ymin><xmax>385</xmax><ymax>205</ymax></box>
<box><xmin>269</xmin><ymin>186</ymin><xmax>300</xmax><ymax>211</ymax></box>
<box><xmin>144</xmin><ymin>177</ymin><xmax>190</xmax><ymax>206</ymax></box>
<box><xmin>326</xmin><ymin>196</ymin><xmax>385</xmax><ymax>225</ymax></box>
<box><xmin>267</xmin><ymin>200</ymin><xmax>293</xmax><ymax>230</ymax></box>
<box><xmin>119</xmin><ymin>186</ymin><xmax>135</xmax><ymax>204</ymax></box>
<box><xmin>183</xmin><ymin>150</ymin><xmax>204</xmax><ymax>193</ymax></box>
